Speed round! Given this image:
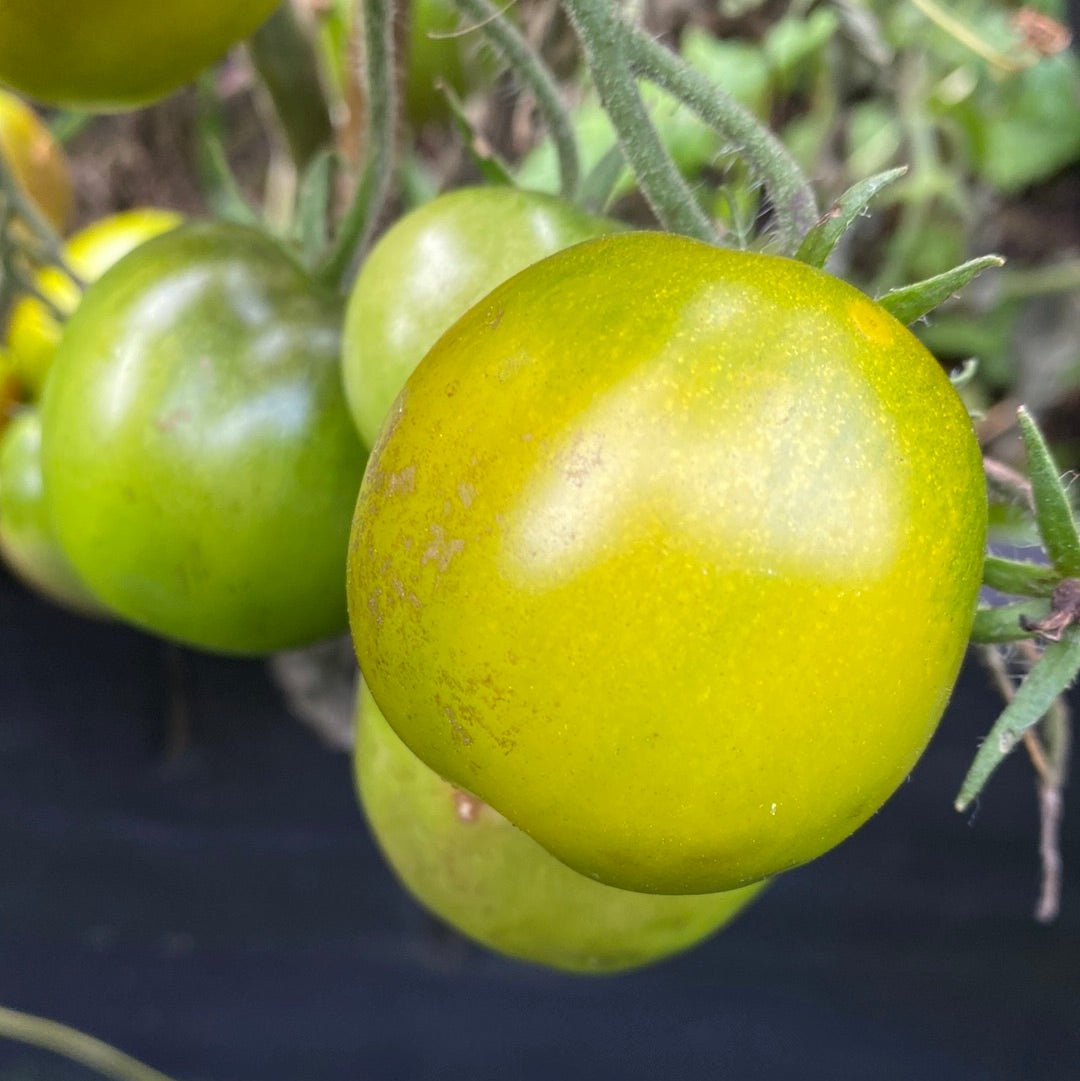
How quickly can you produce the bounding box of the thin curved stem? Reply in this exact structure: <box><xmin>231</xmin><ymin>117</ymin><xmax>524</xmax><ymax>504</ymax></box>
<box><xmin>453</xmin><ymin>0</ymin><xmax>580</xmax><ymax>202</ymax></box>
<box><xmin>561</xmin><ymin>0</ymin><xmax>716</xmax><ymax>242</ymax></box>
<box><xmin>0</xmin><ymin>1005</ymin><xmax>178</xmax><ymax>1081</ymax></box>
<box><xmin>620</xmin><ymin>14</ymin><xmax>819</xmax><ymax>253</ymax></box>
<box><xmin>318</xmin><ymin>0</ymin><xmax>399</xmax><ymax>290</ymax></box>
<box><xmin>0</xmin><ymin>145</ymin><xmax>77</xmax><ymax>280</ymax></box>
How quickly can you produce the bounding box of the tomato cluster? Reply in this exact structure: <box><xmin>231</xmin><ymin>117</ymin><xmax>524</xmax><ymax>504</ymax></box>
<box><xmin>0</xmin><ymin>14</ymin><xmax>991</xmax><ymax>975</ymax></box>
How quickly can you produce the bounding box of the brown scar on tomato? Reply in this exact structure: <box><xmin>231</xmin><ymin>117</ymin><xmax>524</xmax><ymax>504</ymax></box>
<box><xmin>422</xmin><ymin>523</ymin><xmax>466</xmax><ymax>571</ymax></box>
<box><xmin>387</xmin><ymin>464</ymin><xmax>416</xmax><ymax>496</ymax></box>
<box><xmin>452</xmin><ymin>788</ymin><xmax>486</xmax><ymax>823</ymax></box>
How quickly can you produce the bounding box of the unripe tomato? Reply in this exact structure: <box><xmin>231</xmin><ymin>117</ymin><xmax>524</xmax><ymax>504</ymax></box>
<box><xmin>42</xmin><ymin>222</ymin><xmax>367</xmax><ymax>655</ymax></box>
<box><xmin>355</xmin><ymin>683</ymin><xmax>764</xmax><ymax>974</ymax></box>
<box><xmin>343</xmin><ymin>187</ymin><xmax>619</xmax><ymax>449</ymax></box>
<box><xmin>0</xmin><ymin>90</ymin><xmax>72</xmax><ymax>232</ymax></box>
<box><xmin>0</xmin><ymin>409</ymin><xmax>106</xmax><ymax>615</ymax></box>
<box><xmin>6</xmin><ymin>208</ymin><xmax>182</xmax><ymax>399</ymax></box>
<box><xmin>0</xmin><ymin>0</ymin><xmax>280</xmax><ymax>111</ymax></box>
<box><xmin>348</xmin><ymin>232</ymin><xmax>987</xmax><ymax>895</ymax></box>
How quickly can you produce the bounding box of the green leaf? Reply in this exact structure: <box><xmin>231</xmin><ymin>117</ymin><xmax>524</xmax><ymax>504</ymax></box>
<box><xmin>969</xmin><ymin>53</ymin><xmax>1080</xmax><ymax>195</ymax></box>
<box><xmin>292</xmin><ymin>148</ymin><xmax>337</xmax><ymax>267</ymax></box>
<box><xmin>970</xmin><ymin>600</ymin><xmax>1048</xmax><ymax>644</ymax></box>
<box><xmin>955</xmin><ymin>628</ymin><xmax>1080</xmax><ymax>810</ymax></box>
<box><xmin>981</xmin><ymin>554</ymin><xmax>1060</xmax><ymax>598</ymax></box>
<box><xmin>795</xmin><ymin>166</ymin><xmax>907</xmax><ymax>269</ymax></box>
<box><xmin>1017</xmin><ymin>406</ymin><xmax>1080</xmax><ymax>577</ymax></box>
<box><xmin>579</xmin><ymin>142</ymin><xmax>629</xmax><ymax>214</ymax></box>
<box><xmin>876</xmin><ymin>255</ymin><xmax>1004</xmax><ymax>325</ymax></box>
<box><xmin>440</xmin><ymin>81</ymin><xmax>515</xmax><ymax>188</ymax></box>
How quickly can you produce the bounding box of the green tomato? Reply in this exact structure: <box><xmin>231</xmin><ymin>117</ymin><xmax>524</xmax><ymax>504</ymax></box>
<box><xmin>343</xmin><ymin>186</ymin><xmax>619</xmax><ymax>450</ymax></box>
<box><xmin>41</xmin><ymin>221</ymin><xmax>367</xmax><ymax>655</ymax></box>
<box><xmin>0</xmin><ymin>409</ymin><xmax>106</xmax><ymax>615</ymax></box>
<box><xmin>7</xmin><ymin>207</ymin><xmax>183</xmax><ymax>399</ymax></box>
<box><xmin>0</xmin><ymin>0</ymin><xmax>280</xmax><ymax>111</ymax></box>
<box><xmin>347</xmin><ymin>231</ymin><xmax>987</xmax><ymax>895</ymax></box>
<box><xmin>355</xmin><ymin>682</ymin><xmax>764</xmax><ymax>974</ymax></box>
<box><xmin>0</xmin><ymin>89</ymin><xmax>72</xmax><ymax>232</ymax></box>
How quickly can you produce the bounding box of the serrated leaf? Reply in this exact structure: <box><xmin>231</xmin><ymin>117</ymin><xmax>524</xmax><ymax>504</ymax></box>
<box><xmin>876</xmin><ymin>255</ymin><xmax>1004</xmax><ymax>324</ymax></box>
<box><xmin>981</xmin><ymin>554</ymin><xmax>1060</xmax><ymax>598</ymax></box>
<box><xmin>795</xmin><ymin>166</ymin><xmax>907</xmax><ymax>268</ymax></box>
<box><xmin>970</xmin><ymin>600</ymin><xmax>1048</xmax><ymax>643</ymax></box>
<box><xmin>955</xmin><ymin>628</ymin><xmax>1080</xmax><ymax>810</ymax></box>
<box><xmin>1017</xmin><ymin>406</ymin><xmax>1080</xmax><ymax>577</ymax></box>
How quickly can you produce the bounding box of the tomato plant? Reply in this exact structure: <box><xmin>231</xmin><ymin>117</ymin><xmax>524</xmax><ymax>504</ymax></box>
<box><xmin>41</xmin><ymin>221</ymin><xmax>367</xmax><ymax>655</ymax></box>
<box><xmin>0</xmin><ymin>408</ymin><xmax>106</xmax><ymax>615</ymax></box>
<box><xmin>0</xmin><ymin>90</ymin><xmax>72</xmax><ymax>233</ymax></box>
<box><xmin>348</xmin><ymin>230</ymin><xmax>987</xmax><ymax>896</ymax></box>
<box><xmin>342</xmin><ymin>186</ymin><xmax>619</xmax><ymax>449</ymax></box>
<box><xmin>6</xmin><ymin>207</ymin><xmax>182</xmax><ymax>398</ymax></box>
<box><xmin>0</xmin><ymin>0</ymin><xmax>280</xmax><ymax>111</ymax></box>
<box><xmin>355</xmin><ymin>682</ymin><xmax>764</xmax><ymax>973</ymax></box>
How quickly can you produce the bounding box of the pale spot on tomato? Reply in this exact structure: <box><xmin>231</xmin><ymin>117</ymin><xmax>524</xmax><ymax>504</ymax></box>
<box><xmin>849</xmin><ymin>299</ymin><xmax>896</xmax><ymax>345</ymax></box>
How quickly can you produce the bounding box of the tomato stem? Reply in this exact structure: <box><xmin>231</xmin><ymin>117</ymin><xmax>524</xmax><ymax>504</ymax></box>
<box><xmin>453</xmin><ymin>0</ymin><xmax>581</xmax><ymax>202</ymax></box>
<box><xmin>0</xmin><ymin>143</ymin><xmax>77</xmax><ymax>281</ymax></box>
<box><xmin>0</xmin><ymin>1004</ymin><xmax>179</xmax><ymax>1081</ymax></box>
<box><xmin>318</xmin><ymin>0</ymin><xmax>400</xmax><ymax>290</ymax></box>
<box><xmin>561</xmin><ymin>0</ymin><xmax>822</xmax><ymax>254</ymax></box>
<box><xmin>561</xmin><ymin>0</ymin><xmax>717</xmax><ymax>244</ymax></box>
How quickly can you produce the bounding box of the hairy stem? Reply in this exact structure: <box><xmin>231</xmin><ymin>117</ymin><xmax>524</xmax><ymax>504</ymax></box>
<box><xmin>319</xmin><ymin>0</ymin><xmax>399</xmax><ymax>289</ymax></box>
<box><xmin>621</xmin><ymin>15</ymin><xmax>819</xmax><ymax>253</ymax></box>
<box><xmin>561</xmin><ymin>0</ymin><xmax>716</xmax><ymax>242</ymax></box>
<box><xmin>453</xmin><ymin>0</ymin><xmax>581</xmax><ymax>201</ymax></box>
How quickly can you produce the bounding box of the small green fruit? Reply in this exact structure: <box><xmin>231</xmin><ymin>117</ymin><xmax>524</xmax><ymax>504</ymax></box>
<box><xmin>354</xmin><ymin>682</ymin><xmax>764</xmax><ymax>975</ymax></box>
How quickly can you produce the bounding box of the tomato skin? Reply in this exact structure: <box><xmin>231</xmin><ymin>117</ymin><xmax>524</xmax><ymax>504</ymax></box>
<box><xmin>348</xmin><ymin>231</ymin><xmax>987</xmax><ymax>895</ymax></box>
<box><xmin>355</xmin><ymin>683</ymin><xmax>764</xmax><ymax>974</ymax></box>
<box><xmin>0</xmin><ymin>90</ymin><xmax>72</xmax><ymax>232</ymax></box>
<box><xmin>0</xmin><ymin>0</ymin><xmax>279</xmax><ymax>110</ymax></box>
<box><xmin>342</xmin><ymin>186</ymin><xmax>619</xmax><ymax>449</ymax></box>
<box><xmin>6</xmin><ymin>208</ymin><xmax>183</xmax><ymax>399</ymax></box>
<box><xmin>0</xmin><ymin>409</ymin><xmax>107</xmax><ymax>615</ymax></box>
<box><xmin>42</xmin><ymin>222</ymin><xmax>367</xmax><ymax>655</ymax></box>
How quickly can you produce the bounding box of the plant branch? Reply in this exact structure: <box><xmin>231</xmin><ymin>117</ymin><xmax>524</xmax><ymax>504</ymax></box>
<box><xmin>560</xmin><ymin>0</ymin><xmax>717</xmax><ymax>242</ymax></box>
<box><xmin>0</xmin><ymin>145</ymin><xmax>75</xmax><ymax>279</ymax></box>
<box><xmin>318</xmin><ymin>0</ymin><xmax>399</xmax><ymax>290</ymax></box>
<box><xmin>453</xmin><ymin>0</ymin><xmax>581</xmax><ymax>202</ymax></box>
<box><xmin>0</xmin><ymin>1005</ymin><xmax>178</xmax><ymax>1081</ymax></box>
<box><xmin>620</xmin><ymin>14</ymin><xmax>820</xmax><ymax>254</ymax></box>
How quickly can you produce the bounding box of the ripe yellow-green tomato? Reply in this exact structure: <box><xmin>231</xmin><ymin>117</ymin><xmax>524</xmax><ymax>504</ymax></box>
<box><xmin>0</xmin><ymin>0</ymin><xmax>280</xmax><ymax>111</ymax></box>
<box><xmin>355</xmin><ymin>683</ymin><xmax>764</xmax><ymax>974</ymax></box>
<box><xmin>0</xmin><ymin>90</ymin><xmax>72</xmax><ymax>232</ymax></box>
<box><xmin>348</xmin><ymin>231</ymin><xmax>987</xmax><ymax>895</ymax></box>
<box><xmin>0</xmin><ymin>409</ymin><xmax>106</xmax><ymax>615</ymax></box>
<box><xmin>6</xmin><ymin>207</ymin><xmax>182</xmax><ymax>398</ymax></box>
<box><xmin>343</xmin><ymin>187</ymin><xmax>619</xmax><ymax>450</ymax></box>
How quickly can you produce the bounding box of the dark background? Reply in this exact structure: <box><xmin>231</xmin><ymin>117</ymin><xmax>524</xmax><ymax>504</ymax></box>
<box><xmin>0</xmin><ymin>564</ymin><xmax>1078</xmax><ymax>1081</ymax></box>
